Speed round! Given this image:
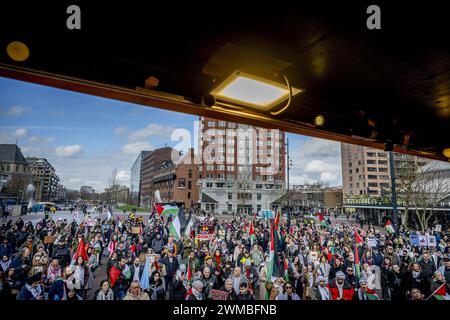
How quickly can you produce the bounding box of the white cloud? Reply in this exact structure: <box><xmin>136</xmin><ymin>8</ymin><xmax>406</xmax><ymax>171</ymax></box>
<box><xmin>304</xmin><ymin>160</ymin><xmax>340</xmax><ymax>173</ymax></box>
<box><xmin>129</xmin><ymin>123</ymin><xmax>174</xmax><ymax>141</ymax></box>
<box><xmin>28</xmin><ymin>136</ymin><xmax>55</xmax><ymax>144</ymax></box>
<box><xmin>116</xmin><ymin>170</ymin><xmax>130</xmax><ymax>183</ymax></box>
<box><xmin>13</xmin><ymin>128</ymin><xmax>27</xmax><ymax>138</ymax></box>
<box><xmin>122</xmin><ymin>141</ymin><xmax>154</xmax><ymax>155</ymax></box>
<box><xmin>320</xmin><ymin>171</ymin><xmax>338</xmax><ymax>182</ymax></box>
<box><xmin>114</xmin><ymin>126</ymin><xmax>128</xmax><ymax>135</ymax></box>
<box><xmin>28</xmin><ymin>136</ymin><xmax>39</xmax><ymax>143</ymax></box>
<box><xmin>55</xmin><ymin>144</ymin><xmax>82</xmax><ymax>157</ymax></box>
<box><xmin>0</xmin><ymin>105</ymin><xmax>31</xmax><ymax>117</ymax></box>
<box><xmin>289</xmin><ymin>137</ymin><xmax>342</xmax><ymax>187</ymax></box>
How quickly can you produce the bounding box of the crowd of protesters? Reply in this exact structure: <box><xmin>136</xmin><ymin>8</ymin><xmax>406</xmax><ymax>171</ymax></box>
<box><xmin>0</xmin><ymin>204</ymin><xmax>449</xmax><ymax>301</ymax></box>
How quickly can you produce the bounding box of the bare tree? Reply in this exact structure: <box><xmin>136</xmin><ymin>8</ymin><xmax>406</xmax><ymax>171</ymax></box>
<box><xmin>411</xmin><ymin>161</ymin><xmax>450</xmax><ymax>232</ymax></box>
<box><xmin>108</xmin><ymin>168</ymin><xmax>120</xmax><ymax>205</ymax></box>
<box><xmin>2</xmin><ymin>174</ymin><xmax>31</xmax><ymax>199</ymax></box>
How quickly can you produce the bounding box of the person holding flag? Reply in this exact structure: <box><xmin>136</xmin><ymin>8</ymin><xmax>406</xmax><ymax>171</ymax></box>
<box><xmin>354</xmin><ymin>278</ymin><xmax>380</xmax><ymax>300</ymax></box>
<box><xmin>385</xmin><ymin>219</ymin><xmax>396</xmax><ymax>235</ymax></box>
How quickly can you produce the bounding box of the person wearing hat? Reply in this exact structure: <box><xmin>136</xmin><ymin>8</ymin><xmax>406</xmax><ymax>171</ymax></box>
<box><xmin>18</xmin><ymin>272</ymin><xmax>44</xmax><ymax>300</ymax></box>
<box><xmin>327</xmin><ymin>271</ymin><xmax>354</xmax><ymax>300</ymax></box>
<box><xmin>187</xmin><ymin>280</ymin><xmax>205</xmax><ymax>300</ymax></box>
<box><xmin>353</xmin><ymin>278</ymin><xmax>379</xmax><ymax>300</ymax></box>
<box><xmin>311</xmin><ymin>275</ymin><xmax>330</xmax><ymax>300</ymax></box>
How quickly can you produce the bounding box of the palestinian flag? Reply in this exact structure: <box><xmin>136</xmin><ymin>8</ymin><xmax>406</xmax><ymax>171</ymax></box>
<box><xmin>274</xmin><ymin>210</ymin><xmax>280</xmax><ymax>229</ymax></box>
<box><xmin>284</xmin><ymin>258</ymin><xmax>290</xmax><ymax>283</ymax></box>
<box><xmin>153</xmin><ymin>203</ymin><xmax>179</xmax><ymax>217</ymax></box>
<box><xmin>354</xmin><ymin>230</ymin><xmax>363</xmax><ymax>244</ymax></box>
<box><xmin>365</xmin><ymin>290</ymin><xmax>379</xmax><ymax>300</ymax></box>
<box><xmin>169</xmin><ymin>214</ymin><xmax>181</xmax><ymax>240</ymax></box>
<box><xmin>385</xmin><ymin>220</ymin><xmax>395</xmax><ymax>234</ymax></box>
<box><xmin>428</xmin><ymin>283</ymin><xmax>450</xmax><ymax>300</ymax></box>
<box><xmin>319</xmin><ymin>214</ymin><xmax>330</xmax><ymax>229</ymax></box>
<box><xmin>354</xmin><ymin>242</ymin><xmax>361</xmax><ymax>279</ymax></box>
<box><xmin>249</xmin><ymin>221</ymin><xmax>255</xmax><ymax>243</ymax></box>
<box><xmin>187</xmin><ymin>261</ymin><xmax>192</xmax><ymax>282</ymax></box>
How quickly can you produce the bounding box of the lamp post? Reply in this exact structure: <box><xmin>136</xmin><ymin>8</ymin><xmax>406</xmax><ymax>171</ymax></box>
<box><xmin>389</xmin><ymin>151</ymin><xmax>399</xmax><ymax>234</ymax></box>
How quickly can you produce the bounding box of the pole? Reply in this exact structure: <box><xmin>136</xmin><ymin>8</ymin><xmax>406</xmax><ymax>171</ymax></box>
<box><xmin>389</xmin><ymin>151</ymin><xmax>398</xmax><ymax>234</ymax></box>
<box><xmin>287</xmin><ymin>137</ymin><xmax>290</xmax><ymax>208</ymax></box>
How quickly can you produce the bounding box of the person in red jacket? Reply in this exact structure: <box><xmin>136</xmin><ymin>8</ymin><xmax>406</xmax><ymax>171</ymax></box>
<box><xmin>327</xmin><ymin>271</ymin><xmax>355</xmax><ymax>300</ymax></box>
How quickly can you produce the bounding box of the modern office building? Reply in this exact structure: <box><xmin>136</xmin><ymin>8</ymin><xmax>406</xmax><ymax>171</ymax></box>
<box><xmin>198</xmin><ymin>117</ymin><xmax>286</xmax><ymax>214</ymax></box>
<box><xmin>27</xmin><ymin>156</ymin><xmax>60</xmax><ymax>202</ymax></box>
<box><xmin>130</xmin><ymin>151</ymin><xmax>152</xmax><ymax>206</ymax></box>
<box><xmin>140</xmin><ymin>147</ymin><xmax>179</xmax><ymax>208</ymax></box>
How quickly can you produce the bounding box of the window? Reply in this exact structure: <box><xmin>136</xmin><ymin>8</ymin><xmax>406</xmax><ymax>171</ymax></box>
<box><xmin>228</xmin><ymin>123</ymin><xmax>235</xmax><ymax>129</ymax></box>
<box><xmin>188</xmin><ymin>170</ymin><xmax>192</xmax><ymax>178</ymax></box>
<box><xmin>350</xmin><ymin>183</ymin><xmax>353</xmax><ymax>189</ymax></box>
<box><xmin>349</xmin><ymin>162</ymin><xmax>353</xmax><ymax>168</ymax></box>
<box><xmin>188</xmin><ymin>192</ymin><xmax>191</xmax><ymax>199</ymax></box>
<box><xmin>350</xmin><ymin>176</ymin><xmax>353</xmax><ymax>182</ymax></box>
<box><xmin>356</xmin><ymin>183</ymin><xmax>360</xmax><ymax>188</ymax></box>
<box><xmin>208</xmin><ymin>121</ymin><xmax>216</xmax><ymax>127</ymax></box>
<box><xmin>227</xmin><ymin>165</ymin><xmax>234</xmax><ymax>171</ymax></box>
<box><xmin>228</xmin><ymin>204</ymin><xmax>232</xmax><ymax>211</ymax></box>
<box><xmin>257</xmin><ymin>205</ymin><xmax>261</xmax><ymax>212</ymax></box>
<box><xmin>368</xmin><ymin>182</ymin><xmax>378</xmax><ymax>187</ymax></box>
<box><xmin>179</xmin><ymin>178</ymin><xmax>186</xmax><ymax>188</ymax></box>
<box><xmin>367</xmin><ymin>160</ymin><xmax>376</xmax><ymax>165</ymax></box>
<box><xmin>355</xmin><ymin>168</ymin><xmax>359</xmax><ymax>173</ymax></box>
<box><xmin>219</xmin><ymin>121</ymin><xmax>226</xmax><ymax>127</ymax></box>
<box><xmin>368</xmin><ymin>175</ymin><xmax>377</xmax><ymax>180</ymax></box>
<box><xmin>227</xmin><ymin>174</ymin><xmax>234</xmax><ymax>180</ymax></box>
<box><xmin>206</xmin><ymin>182</ymin><xmax>213</xmax><ymax>188</ymax></box>
<box><xmin>378</xmin><ymin>160</ymin><xmax>388</xmax><ymax>165</ymax></box>
<box><xmin>227</xmin><ymin>157</ymin><xmax>235</xmax><ymax>163</ymax></box>
<box><xmin>228</xmin><ymin>193</ymin><xmax>232</xmax><ymax>200</ymax></box>
<box><xmin>378</xmin><ymin>152</ymin><xmax>386</xmax><ymax>157</ymax></box>
<box><xmin>380</xmin><ymin>183</ymin><xmax>390</xmax><ymax>188</ymax></box>
<box><xmin>257</xmin><ymin>193</ymin><xmax>261</xmax><ymax>200</ymax></box>
<box><xmin>358</xmin><ymin>161</ymin><xmax>362</xmax><ymax>166</ymax></box>
<box><xmin>206</xmin><ymin>165</ymin><xmax>214</xmax><ymax>171</ymax></box>
<box><xmin>188</xmin><ymin>181</ymin><xmax>192</xmax><ymax>189</ymax></box>
<box><xmin>379</xmin><ymin>167</ymin><xmax>388</xmax><ymax>172</ymax></box>
<box><xmin>349</xmin><ymin>169</ymin><xmax>352</xmax><ymax>174</ymax></box>
<box><xmin>368</xmin><ymin>167</ymin><xmax>377</xmax><ymax>172</ymax></box>
<box><xmin>367</xmin><ymin>152</ymin><xmax>376</xmax><ymax>157</ymax></box>
<box><xmin>379</xmin><ymin>175</ymin><xmax>389</xmax><ymax>180</ymax></box>
<box><xmin>218</xmin><ymin>165</ymin><xmax>225</xmax><ymax>170</ymax></box>
<box><xmin>216</xmin><ymin>183</ymin><xmax>225</xmax><ymax>188</ymax></box>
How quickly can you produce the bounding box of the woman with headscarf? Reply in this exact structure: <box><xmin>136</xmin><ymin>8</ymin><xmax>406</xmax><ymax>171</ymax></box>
<box><xmin>187</xmin><ymin>280</ymin><xmax>205</xmax><ymax>300</ymax></box>
<box><xmin>148</xmin><ymin>271</ymin><xmax>165</xmax><ymax>300</ymax></box>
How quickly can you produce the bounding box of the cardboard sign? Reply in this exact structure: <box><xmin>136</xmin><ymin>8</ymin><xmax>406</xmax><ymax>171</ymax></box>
<box><xmin>131</xmin><ymin>227</ymin><xmax>141</xmax><ymax>234</ymax></box>
<box><xmin>418</xmin><ymin>235</ymin><xmax>428</xmax><ymax>247</ymax></box>
<box><xmin>427</xmin><ymin>235</ymin><xmax>437</xmax><ymax>247</ymax></box>
<box><xmin>435</xmin><ymin>225</ymin><xmax>442</xmax><ymax>232</ymax></box>
<box><xmin>209</xmin><ymin>289</ymin><xmax>229</xmax><ymax>300</ymax></box>
<box><xmin>410</xmin><ymin>234</ymin><xmax>420</xmax><ymax>246</ymax></box>
<box><xmin>44</xmin><ymin>235</ymin><xmax>57</xmax><ymax>244</ymax></box>
<box><xmin>367</xmin><ymin>237</ymin><xmax>378</xmax><ymax>247</ymax></box>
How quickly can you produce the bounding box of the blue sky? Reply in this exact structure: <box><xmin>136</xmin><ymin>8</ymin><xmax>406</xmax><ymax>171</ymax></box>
<box><xmin>0</xmin><ymin>76</ymin><xmax>342</xmax><ymax>192</ymax></box>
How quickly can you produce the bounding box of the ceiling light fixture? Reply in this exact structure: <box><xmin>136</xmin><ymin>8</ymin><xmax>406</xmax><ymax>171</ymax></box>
<box><xmin>314</xmin><ymin>114</ymin><xmax>325</xmax><ymax>127</ymax></box>
<box><xmin>206</xmin><ymin>71</ymin><xmax>302</xmax><ymax>113</ymax></box>
<box><xmin>6</xmin><ymin>41</ymin><xmax>30</xmax><ymax>62</ymax></box>
<box><xmin>443</xmin><ymin>148</ymin><xmax>450</xmax><ymax>158</ymax></box>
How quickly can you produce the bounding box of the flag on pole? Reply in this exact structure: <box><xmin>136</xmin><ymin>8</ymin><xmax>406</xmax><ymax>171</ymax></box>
<box><xmin>284</xmin><ymin>258</ymin><xmax>290</xmax><ymax>283</ymax></box>
<box><xmin>265</xmin><ymin>220</ymin><xmax>276</xmax><ymax>300</ymax></box>
<box><xmin>154</xmin><ymin>203</ymin><xmax>179</xmax><ymax>217</ymax></box>
<box><xmin>249</xmin><ymin>221</ymin><xmax>255</xmax><ymax>244</ymax></box>
<box><xmin>107</xmin><ymin>209</ymin><xmax>112</xmax><ymax>220</ymax></box>
<box><xmin>354</xmin><ymin>230</ymin><xmax>363</xmax><ymax>244</ymax></box>
<box><xmin>274</xmin><ymin>210</ymin><xmax>280</xmax><ymax>229</ymax></box>
<box><xmin>140</xmin><ymin>256</ymin><xmax>150</xmax><ymax>290</ymax></box>
<box><xmin>365</xmin><ymin>290</ymin><xmax>380</xmax><ymax>300</ymax></box>
<box><xmin>319</xmin><ymin>214</ymin><xmax>330</xmax><ymax>229</ymax></box>
<box><xmin>427</xmin><ymin>283</ymin><xmax>450</xmax><ymax>300</ymax></box>
<box><xmin>385</xmin><ymin>220</ymin><xmax>395</xmax><ymax>234</ymax></box>
<box><xmin>354</xmin><ymin>239</ymin><xmax>361</xmax><ymax>279</ymax></box>
<box><xmin>169</xmin><ymin>214</ymin><xmax>181</xmax><ymax>240</ymax></box>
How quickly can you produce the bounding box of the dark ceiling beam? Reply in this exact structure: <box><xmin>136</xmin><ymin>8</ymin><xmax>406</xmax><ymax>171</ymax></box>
<box><xmin>0</xmin><ymin>63</ymin><xmax>447</xmax><ymax>163</ymax></box>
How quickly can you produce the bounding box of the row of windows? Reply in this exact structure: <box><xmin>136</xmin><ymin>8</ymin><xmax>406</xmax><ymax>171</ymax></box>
<box><xmin>205</xmin><ymin>183</ymin><xmax>283</xmax><ymax>190</ymax></box>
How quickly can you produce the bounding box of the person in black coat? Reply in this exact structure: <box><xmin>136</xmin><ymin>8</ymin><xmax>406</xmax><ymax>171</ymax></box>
<box><xmin>52</xmin><ymin>242</ymin><xmax>70</xmax><ymax>268</ymax></box>
<box><xmin>237</xmin><ymin>282</ymin><xmax>254</xmax><ymax>300</ymax></box>
<box><xmin>405</xmin><ymin>262</ymin><xmax>428</xmax><ymax>296</ymax></box>
<box><xmin>389</xmin><ymin>264</ymin><xmax>407</xmax><ymax>300</ymax></box>
<box><xmin>219</xmin><ymin>278</ymin><xmax>238</xmax><ymax>300</ymax></box>
<box><xmin>162</xmin><ymin>250</ymin><xmax>179</xmax><ymax>291</ymax></box>
<box><xmin>129</xmin><ymin>257</ymin><xmax>145</xmax><ymax>283</ymax></box>
<box><xmin>172</xmin><ymin>270</ymin><xmax>188</xmax><ymax>300</ymax></box>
